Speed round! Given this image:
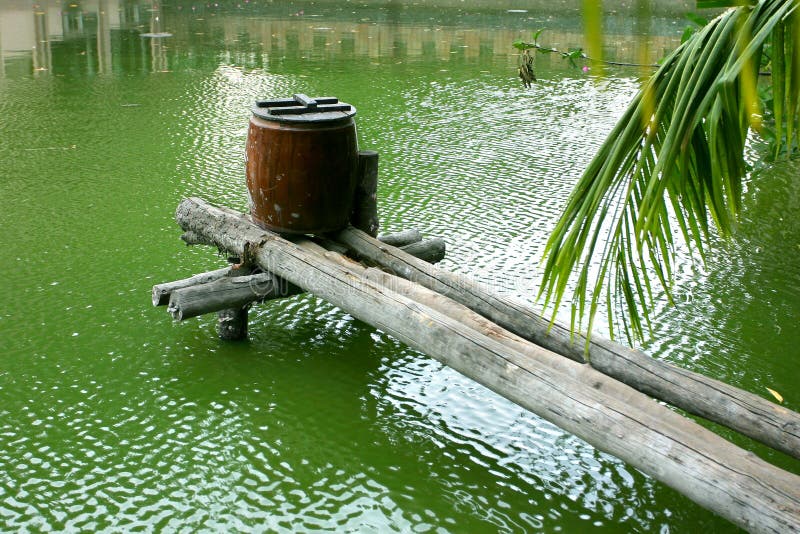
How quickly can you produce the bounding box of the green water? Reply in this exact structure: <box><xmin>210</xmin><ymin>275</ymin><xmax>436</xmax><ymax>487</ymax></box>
<box><xmin>1</xmin><ymin>1</ymin><xmax>798</xmax><ymax>531</ymax></box>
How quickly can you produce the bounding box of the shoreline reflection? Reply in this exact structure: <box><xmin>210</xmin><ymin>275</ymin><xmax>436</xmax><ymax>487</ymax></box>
<box><xmin>0</xmin><ymin>0</ymin><xmax>687</xmax><ymax>76</ymax></box>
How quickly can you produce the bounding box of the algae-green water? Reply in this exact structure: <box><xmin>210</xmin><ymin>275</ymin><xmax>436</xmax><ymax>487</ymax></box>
<box><xmin>1</xmin><ymin>1</ymin><xmax>798</xmax><ymax>531</ymax></box>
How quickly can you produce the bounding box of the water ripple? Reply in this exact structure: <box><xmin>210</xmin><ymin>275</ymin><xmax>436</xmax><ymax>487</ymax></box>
<box><xmin>1</xmin><ymin>4</ymin><xmax>786</xmax><ymax>533</ymax></box>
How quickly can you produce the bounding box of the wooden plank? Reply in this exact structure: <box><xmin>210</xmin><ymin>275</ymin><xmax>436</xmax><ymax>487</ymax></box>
<box><xmin>332</xmin><ymin>226</ymin><xmax>800</xmax><ymax>461</ymax></box>
<box><xmin>175</xmin><ymin>197</ymin><xmax>800</xmax><ymax>533</ymax></box>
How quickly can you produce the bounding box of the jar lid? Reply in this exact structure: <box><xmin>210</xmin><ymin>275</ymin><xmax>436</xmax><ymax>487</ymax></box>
<box><xmin>252</xmin><ymin>94</ymin><xmax>357</xmax><ymax>123</ymax></box>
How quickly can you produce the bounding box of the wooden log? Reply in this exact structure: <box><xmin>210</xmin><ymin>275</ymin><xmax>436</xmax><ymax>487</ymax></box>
<box><xmin>175</xmin><ymin>197</ymin><xmax>800</xmax><ymax>532</ymax></box>
<box><xmin>333</xmin><ymin>226</ymin><xmax>800</xmax><ymax>461</ymax></box>
<box><xmin>377</xmin><ymin>228</ymin><xmax>422</xmax><ymax>247</ymax></box>
<box><xmin>350</xmin><ymin>150</ymin><xmax>380</xmax><ymax>236</ymax></box>
<box><xmin>301</xmin><ymin>238</ymin><xmax>744</xmax><ymax>438</ymax></box>
<box><xmin>400</xmin><ymin>238</ymin><xmax>446</xmax><ymax>264</ymax></box>
<box><xmin>167</xmin><ymin>272</ymin><xmax>302</xmax><ymax>320</ymax></box>
<box><xmin>217</xmin><ymin>307</ymin><xmax>248</xmax><ymax>340</ymax></box>
<box><xmin>158</xmin><ymin>232</ymin><xmax>445</xmax><ymax>319</ymax></box>
<box><xmin>151</xmin><ymin>267</ymin><xmax>231</xmax><ymax>306</ymax></box>
<box><xmin>180</xmin><ymin>230</ymin><xmax>207</xmax><ymax>246</ymax></box>
<box><xmin>216</xmin><ymin>264</ymin><xmax>253</xmax><ymax>341</ymax></box>
<box><xmin>180</xmin><ymin>226</ymin><xmax>423</xmax><ymax>249</ymax></box>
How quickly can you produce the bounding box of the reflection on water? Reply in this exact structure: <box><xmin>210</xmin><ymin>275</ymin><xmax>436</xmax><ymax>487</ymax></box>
<box><xmin>1</xmin><ymin>0</ymin><xmax>797</xmax><ymax>532</ymax></box>
<box><xmin>32</xmin><ymin>3</ymin><xmax>51</xmax><ymax>72</ymax></box>
<box><xmin>1</xmin><ymin>0</ymin><xmax>692</xmax><ymax>76</ymax></box>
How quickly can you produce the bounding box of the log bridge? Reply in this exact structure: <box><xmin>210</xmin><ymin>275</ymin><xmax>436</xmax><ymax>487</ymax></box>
<box><xmin>154</xmin><ymin>157</ymin><xmax>800</xmax><ymax>533</ymax></box>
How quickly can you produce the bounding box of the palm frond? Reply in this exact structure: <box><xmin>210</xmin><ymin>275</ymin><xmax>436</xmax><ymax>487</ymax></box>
<box><xmin>540</xmin><ymin>0</ymin><xmax>800</xmax><ymax>347</ymax></box>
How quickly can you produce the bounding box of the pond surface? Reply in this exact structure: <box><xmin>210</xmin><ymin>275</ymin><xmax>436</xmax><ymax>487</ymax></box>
<box><xmin>1</xmin><ymin>0</ymin><xmax>798</xmax><ymax>531</ymax></box>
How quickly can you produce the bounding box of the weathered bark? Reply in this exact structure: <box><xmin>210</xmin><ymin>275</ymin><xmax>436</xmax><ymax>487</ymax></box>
<box><xmin>333</xmin><ymin>226</ymin><xmax>800</xmax><ymax>461</ymax></box>
<box><xmin>400</xmin><ymin>238</ymin><xmax>446</xmax><ymax>264</ymax></box>
<box><xmin>175</xmin><ymin>197</ymin><xmax>800</xmax><ymax>533</ymax></box>
<box><xmin>151</xmin><ymin>267</ymin><xmax>231</xmax><ymax>306</ymax></box>
<box><xmin>181</xmin><ymin>220</ymin><xmax>423</xmax><ymax>250</ymax></box>
<box><xmin>350</xmin><ymin>150</ymin><xmax>380</xmax><ymax>236</ymax></box>
<box><xmin>377</xmin><ymin>228</ymin><xmax>422</xmax><ymax>247</ymax></box>
<box><xmin>167</xmin><ymin>272</ymin><xmax>302</xmax><ymax>320</ymax></box>
<box><xmin>157</xmin><ymin>231</ymin><xmax>445</xmax><ymax>319</ymax></box>
<box><xmin>302</xmin><ymin>238</ymin><xmax>757</xmax><ymax>438</ymax></box>
<box><xmin>180</xmin><ymin>230</ymin><xmax>207</xmax><ymax>246</ymax></box>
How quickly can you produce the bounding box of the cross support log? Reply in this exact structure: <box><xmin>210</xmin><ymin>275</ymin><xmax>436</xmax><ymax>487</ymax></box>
<box><xmin>399</xmin><ymin>238</ymin><xmax>446</xmax><ymax>264</ymax></box>
<box><xmin>156</xmin><ymin>234</ymin><xmax>444</xmax><ymax>320</ymax></box>
<box><xmin>151</xmin><ymin>267</ymin><xmax>232</xmax><ymax>306</ymax></box>
<box><xmin>167</xmin><ymin>272</ymin><xmax>303</xmax><ymax>320</ymax></box>
<box><xmin>377</xmin><ymin>228</ymin><xmax>422</xmax><ymax>247</ymax></box>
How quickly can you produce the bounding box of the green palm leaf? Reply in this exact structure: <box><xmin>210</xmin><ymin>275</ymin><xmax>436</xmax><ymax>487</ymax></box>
<box><xmin>541</xmin><ymin>0</ymin><xmax>800</xmax><ymax>347</ymax></box>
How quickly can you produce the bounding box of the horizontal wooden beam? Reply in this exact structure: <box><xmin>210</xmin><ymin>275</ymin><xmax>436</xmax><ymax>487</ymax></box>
<box><xmin>399</xmin><ymin>238</ymin><xmax>445</xmax><ymax>264</ymax></box>
<box><xmin>155</xmin><ymin>231</ymin><xmax>446</xmax><ymax>320</ymax></box>
<box><xmin>151</xmin><ymin>267</ymin><xmax>231</xmax><ymax>307</ymax></box>
<box><xmin>167</xmin><ymin>272</ymin><xmax>302</xmax><ymax>320</ymax></box>
<box><xmin>377</xmin><ymin>228</ymin><xmax>422</xmax><ymax>247</ymax></box>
